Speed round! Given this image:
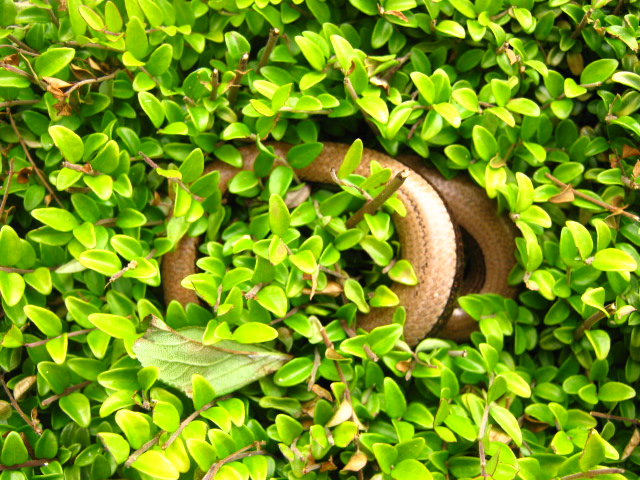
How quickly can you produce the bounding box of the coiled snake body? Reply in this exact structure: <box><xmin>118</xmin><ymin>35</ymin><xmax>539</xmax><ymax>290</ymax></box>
<box><xmin>162</xmin><ymin>143</ymin><xmax>517</xmax><ymax>346</ymax></box>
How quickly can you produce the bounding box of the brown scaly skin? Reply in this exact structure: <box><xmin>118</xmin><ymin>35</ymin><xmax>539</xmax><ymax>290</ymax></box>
<box><xmin>162</xmin><ymin>143</ymin><xmax>517</xmax><ymax>346</ymax></box>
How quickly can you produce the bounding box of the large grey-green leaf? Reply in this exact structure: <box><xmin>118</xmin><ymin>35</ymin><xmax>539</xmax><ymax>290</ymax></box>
<box><xmin>132</xmin><ymin>318</ymin><xmax>291</xmax><ymax>397</ymax></box>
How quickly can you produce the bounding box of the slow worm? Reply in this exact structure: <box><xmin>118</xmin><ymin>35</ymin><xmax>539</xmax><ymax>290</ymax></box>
<box><xmin>161</xmin><ymin>143</ymin><xmax>517</xmax><ymax>346</ymax></box>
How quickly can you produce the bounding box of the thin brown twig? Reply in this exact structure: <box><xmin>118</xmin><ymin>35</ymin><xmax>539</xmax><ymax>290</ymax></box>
<box><xmin>7</xmin><ymin>35</ymin><xmax>40</xmax><ymax>55</ymax></box>
<box><xmin>490</xmin><ymin>7</ymin><xmax>512</xmax><ymax>21</ymax></box>
<box><xmin>66</xmin><ymin>69</ymin><xmax>121</xmax><ymax>96</ymax></box>
<box><xmin>106</xmin><ymin>259</ymin><xmax>139</xmax><ymax>289</ymax></box>
<box><xmin>138</xmin><ymin>152</ymin><xmax>191</xmax><ymax>194</ymax></box>
<box><xmin>7</xmin><ymin>108</ymin><xmax>64</xmax><ymax>208</ymax></box>
<box><xmin>0</xmin><ymin>99</ymin><xmax>40</xmax><ymax>109</ymax></box>
<box><xmin>0</xmin><ymin>158</ymin><xmax>15</xmax><ymax>223</ymax></box>
<box><xmin>23</xmin><ymin>329</ymin><xmax>96</xmax><ymax>348</ymax></box>
<box><xmin>613</xmin><ymin>0</ymin><xmax>626</xmax><ymax>15</ymax></box>
<box><xmin>590</xmin><ymin>411</ymin><xmax>640</xmax><ymax>425</ymax></box>
<box><xmin>62</xmin><ymin>41</ymin><xmax>122</xmax><ymax>52</ymax></box>
<box><xmin>41</xmin><ymin>380</ymin><xmax>92</xmax><ymax>407</ymax></box>
<box><xmin>0</xmin><ymin>63</ymin><xmax>39</xmax><ymax>86</ymax></box>
<box><xmin>138</xmin><ymin>66</ymin><xmax>161</xmax><ymax>89</ymax></box>
<box><xmin>279</xmin><ymin>107</ymin><xmax>333</xmax><ymax>114</ymax></box>
<box><xmin>320</xmin><ymin>327</ymin><xmax>362</xmax><ymax>430</ymax></box>
<box><xmin>545</xmin><ymin>172</ymin><xmax>640</xmax><ymax>222</ymax></box>
<box><xmin>330</xmin><ymin>167</ymin><xmax>372</xmax><ymax>201</ymax></box>
<box><xmin>61</xmin><ymin>161</ymin><xmax>100</xmax><ymax>176</ymax></box>
<box><xmin>381</xmin><ymin>52</ymin><xmax>412</xmax><ymax>82</ymax></box>
<box><xmin>478</xmin><ymin>376</ymin><xmax>493</xmax><ymax>477</ymax></box>
<box><xmin>227</xmin><ymin>53</ymin><xmax>249</xmax><ymax>107</ymax></box>
<box><xmin>42</xmin><ymin>0</ymin><xmax>59</xmax><ymax>27</ymax></box>
<box><xmin>0</xmin><ymin>373</ymin><xmax>42</xmax><ymax>435</ymax></box>
<box><xmin>0</xmin><ymin>459</ymin><xmax>54</xmax><ymax>471</ymax></box>
<box><xmin>94</xmin><ymin>218</ymin><xmax>165</xmax><ymax>228</ymax></box>
<box><xmin>125</xmin><ymin>431</ymin><xmax>165</xmax><ymax>467</ymax></box>
<box><xmin>561</xmin><ymin>469</ymin><xmax>625</xmax><ymax>480</ymax></box>
<box><xmin>0</xmin><ymin>265</ymin><xmax>52</xmax><ymax>274</ymax></box>
<box><xmin>574</xmin><ymin>303</ymin><xmax>617</xmax><ymax>340</ymax></box>
<box><xmin>203</xmin><ymin>441</ymin><xmax>267</xmax><ymax>480</ymax></box>
<box><xmin>345</xmin><ymin>170</ymin><xmax>409</xmax><ymax>228</ymax></box>
<box><xmin>257</xmin><ymin>28</ymin><xmax>280</xmax><ymax>73</ymax></box>
<box><xmin>307</xmin><ymin>347</ymin><xmax>322</xmax><ymax>391</ymax></box>
<box><xmin>344</xmin><ymin>77</ymin><xmax>381</xmax><ymax>137</ymax></box>
<box><xmin>210</xmin><ymin>69</ymin><xmax>219</xmax><ymax>101</ymax></box>
<box><xmin>162</xmin><ymin>394</ymin><xmax>232</xmax><ymax>450</ymax></box>
<box><xmin>2</xmin><ymin>44</ymin><xmax>39</xmax><ymax>57</ymax></box>
<box><xmin>570</xmin><ymin>8</ymin><xmax>594</xmax><ymax>40</ymax></box>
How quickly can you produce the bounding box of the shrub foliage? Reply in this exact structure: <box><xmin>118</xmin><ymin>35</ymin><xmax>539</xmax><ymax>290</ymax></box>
<box><xmin>1</xmin><ymin>0</ymin><xmax>640</xmax><ymax>479</ymax></box>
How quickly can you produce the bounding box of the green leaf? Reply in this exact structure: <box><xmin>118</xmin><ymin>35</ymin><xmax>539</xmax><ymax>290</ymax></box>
<box><xmin>32</xmin><ymin>207</ymin><xmax>79</xmax><ymax>232</ymax></box>
<box><xmin>497</xmin><ymin>372</ymin><xmax>531</xmax><ymax>398</ymax></box>
<box><xmin>233</xmin><ymin>323</ymin><xmax>279</xmax><ymax>343</ymax></box>
<box><xmin>591</xmin><ymin>248</ymin><xmax>637</xmax><ymax>272</ymax></box>
<box><xmin>88</xmin><ymin>313</ymin><xmax>137</xmax><ymax>339</ymax></box>
<box><xmin>612</xmin><ymin>71</ymin><xmax>640</xmax><ymax>91</ymax></box>
<box><xmin>0</xmin><ymin>272</ymin><xmax>25</xmax><ymax>307</ymax></box>
<box><xmin>579</xmin><ymin>429</ymin><xmax>607</xmax><ymax>472</ymax></box>
<box><xmin>356</xmin><ymin>96</ymin><xmax>389</xmax><ymax>123</ymax></box>
<box><xmin>344</xmin><ymin>279</ymin><xmax>369</xmax><ymax>313</ymax></box>
<box><xmin>49</xmin><ymin>125</ymin><xmax>84</xmax><ymax>163</ymax></box>
<box><xmin>507</xmin><ymin>98</ymin><xmax>540</xmax><ymax>116</ymax></box>
<box><xmin>0</xmin><ymin>225</ymin><xmax>21</xmax><ymax>267</ymax></box>
<box><xmin>79</xmin><ymin>250</ymin><xmax>123</xmax><ymax>276</ymax></box>
<box><xmin>138</xmin><ymin>92</ymin><xmax>165</xmax><ymax>128</ymax></box>
<box><xmin>585</xmin><ymin>330</ymin><xmax>610</xmax><ymax>361</ymax></box>
<box><xmin>276</xmin><ymin>414</ymin><xmax>303</xmax><ymax>445</ymax></box>
<box><xmin>290</xmin><ymin>250</ymin><xmax>317</xmax><ymax>274</ymax></box>
<box><xmin>410</xmin><ymin>72</ymin><xmax>435</xmax><ymax>104</ymax></box>
<box><xmin>566</xmin><ymin>221</ymin><xmax>593</xmax><ymax>260</ymax></box>
<box><xmin>139</xmin><ymin>0</ymin><xmax>163</xmax><ymax>27</ymax></box>
<box><xmin>146</xmin><ymin>44</ymin><xmax>174</xmax><ymax>76</ymax></box>
<box><xmin>1</xmin><ymin>432</ymin><xmax>29</xmax><ymax>467</ymax></box>
<box><xmin>338</xmin><ymin>139</ymin><xmax>363</xmax><ymax>179</ymax></box>
<box><xmin>331</xmin><ymin>35</ymin><xmax>357</xmax><ymax>72</ymax></box>
<box><xmin>598</xmin><ymin>382</ymin><xmax>636</xmax><ymax>402</ymax></box>
<box><xmin>436</xmin><ymin>20</ymin><xmax>465</xmax><ymax>38</ymax></box>
<box><xmin>490</xmin><ymin>405</ymin><xmax>522</xmax><ymax>446</ymax></box>
<box><xmin>132</xmin><ymin>451</ymin><xmax>179</xmax><ymax>480</ymax></box>
<box><xmin>388</xmin><ymin>260</ymin><xmax>418</xmax><ymax>285</ymax></box>
<box><xmin>491</xmin><ymin>79</ymin><xmax>511</xmax><ymax>106</ymax></box>
<box><xmin>433</xmin><ymin>103</ymin><xmax>461</xmax><ymax>127</ymax></box>
<box><xmin>59</xmin><ymin>392</ymin><xmax>91</xmax><ymax>428</ymax></box>
<box><xmin>24</xmin><ymin>305</ymin><xmax>63</xmax><ymax>336</ymax></box>
<box><xmin>580</xmin><ymin>59</ymin><xmax>618</xmax><ymax>85</ymax></box>
<box><xmin>472</xmin><ymin>125</ymin><xmax>497</xmax><ymax>161</ymax></box>
<box><xmin>269</xmin><ymin>194</ymin><xmax>291</xmax><ymax>237</ymax></box>
<box><xmin>79</xmin><ymin>5</ymin><xmax>105</xmax><ymax>30</ymax></box>
<box><xmin>295</xmin><ymin>35</ymin><xmax>326</xmax><ymax>71</ymax></box>
<box><xmin>35</xmin><ymin>48</ymin><xmax>75</xmax><ymax>77</ymax></box>
<box><xmin>273</xmin><ymin>357</ymin><xmax>314</xmax><ymax>387</ymax></box>
<box><xmin>125</xmin><ymin>16</ymin><xmax>149</xmax><ymax>60</ymax></box>
<box><xmin>448</xmin><ymin>0</ymin><xmax>475</xmax><ymax>18</ymax></box>
<box><xmin>98</xmin><ymin>433</ymin><xmax>130</xmax><ymax>465</ymax></box>
<box><xmin>133</xmin><ymin>318</ymin><xmax>291</xmax><ymax>397</ymax></box>
<box><xmin>294</xmin><ymin>96</ymin><xmax>323</xmax><ymax>111</ymax></box>
<box><xmin>287</xmin><ymin>143</ymin><xmax>324</xmax><ymax>169</ymax></box>
<box><xmin>192</xmin><ymin>374</ymin><xmax>216</xmax><ymax>410</ymax></box>
<box><xmin>370</xmin><ymin>285</ymin><xmax>399</xmax><ymax>307</ymax></box>
<box><xmin>452</xmin><ymin>88</ymin><xmax>479</xmax><ymax>112</ymax></box>
<box><xmin>256</xmin><ymin>285</ymin><xmax>289</xmax><ymax>318</ymax></box>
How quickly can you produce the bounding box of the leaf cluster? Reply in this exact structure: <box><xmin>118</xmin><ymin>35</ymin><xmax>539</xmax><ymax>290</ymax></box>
<box><xmin>2</xmin><ymin>0</ymin><xmax>640</xmax><ymax>479</ymax></box>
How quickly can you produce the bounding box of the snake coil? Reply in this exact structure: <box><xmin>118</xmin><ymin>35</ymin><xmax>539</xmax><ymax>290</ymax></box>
<box><xmin>162</xmin><ymin>143</ymin><xmax>517</xmax><ymax>346</ymax></box>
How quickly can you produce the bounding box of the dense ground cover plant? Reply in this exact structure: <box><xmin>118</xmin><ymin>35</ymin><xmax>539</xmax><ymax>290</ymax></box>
<box><xmin>2</xmin><ymin>0</ymin><xmax>640</xmax><ymax>478</ymax></box>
